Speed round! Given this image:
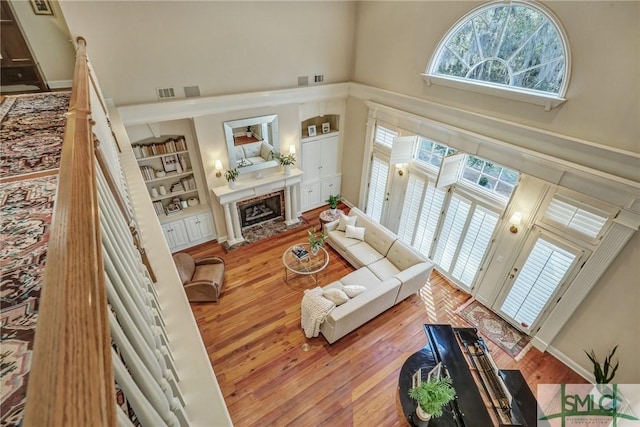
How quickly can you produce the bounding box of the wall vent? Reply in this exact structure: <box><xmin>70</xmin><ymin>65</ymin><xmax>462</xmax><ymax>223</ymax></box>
<box><xmin>313</xmin><ymin>74</ymin><xmax>324</xmax><ymax>84</ymax></box>
<box><xmin>156</xmin><ymin>87</ymin><xmax>176</xmax><ymax>99</ymax></box>
<box><xmin>184</xmin><ymin>85</ymin><xmax>201</xmax><ymax>97</ymax></box>
<box><xmin>298</xmin><ymin>76</ymin><xmax>309</xmax><ymax>86</ymax></box>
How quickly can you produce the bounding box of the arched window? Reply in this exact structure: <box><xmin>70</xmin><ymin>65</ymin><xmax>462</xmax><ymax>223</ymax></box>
<box><xmin>424</xmin><ymin>1</ymin><xmax>570</xmax><ymax>110</ymax></box>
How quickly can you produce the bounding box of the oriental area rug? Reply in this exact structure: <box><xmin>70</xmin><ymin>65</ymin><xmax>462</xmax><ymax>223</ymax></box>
<box><xmin>456</xmin><ymin>298</ymin><xmax>532</xmax><ymax>360</ymax></box>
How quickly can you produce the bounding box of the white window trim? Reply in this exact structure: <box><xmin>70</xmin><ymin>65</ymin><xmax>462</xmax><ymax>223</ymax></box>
<box><xmin>423</xmin><ymin>0</ymin><xmax>571</xmax><ymax>111</ymax></box>
<box><xmin>421</xmin><ymin>74</ymin><xmax>566</xmax><ymax>111</ymax></box>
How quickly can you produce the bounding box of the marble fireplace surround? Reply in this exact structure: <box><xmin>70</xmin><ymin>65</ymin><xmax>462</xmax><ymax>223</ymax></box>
<box><xmin>211</xmin><ymin>168</ymin><xmax>303</xmax><ymax>245</ymax></box>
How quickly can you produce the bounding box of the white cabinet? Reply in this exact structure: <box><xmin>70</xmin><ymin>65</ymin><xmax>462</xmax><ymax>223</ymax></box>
<box><xmin>161</xmin><ymin>220</ymin><xmax>189</xmax><ymax>250</ymax></box>
<box><xmin>184</xmin><ymin>212</ymin><xmax>215</xmax><ymax>242</ymax></box>
<box><xmin>161</xmin><ymin>211</ymin><xmax>215</xmax><ymax>252</ymax></box>
<box><xmin>300</xmin><ymin>133</ymin><xmax>341</xmax><ymax>212</ymax></box>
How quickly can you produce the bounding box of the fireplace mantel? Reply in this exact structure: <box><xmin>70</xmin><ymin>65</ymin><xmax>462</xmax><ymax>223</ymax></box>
<box><xmin>211</xmin><ymin>168</ymin><xmax>303</xmax><ymax>244</ymax></box>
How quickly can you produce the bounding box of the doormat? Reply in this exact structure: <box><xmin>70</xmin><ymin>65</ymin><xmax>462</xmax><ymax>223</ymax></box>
<box><xmin>222</xmin><ymin>217</ymin><xmax>308</xmax><ymax>251</ymax></box>
<box><xmin>455</xmin><ymin>298</ymin><xmax>532</xmax><ymax>360</ymax></box>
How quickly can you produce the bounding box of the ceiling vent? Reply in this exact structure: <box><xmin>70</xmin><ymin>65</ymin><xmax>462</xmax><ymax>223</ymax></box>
<box><xmin>184</xmin><ymin>85</ymin><xmax>201</xmax><ymax>97</ymax></box>
<box><xmin>156</xmin><ymin>87</ymin><xmax>176</xmax><ymax>99</ymax></box>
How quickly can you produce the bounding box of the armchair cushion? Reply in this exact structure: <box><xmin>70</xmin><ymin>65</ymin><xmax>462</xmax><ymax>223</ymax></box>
<box><xmin>172</xmin><ymin>253</ymin><xmax>226</xmax><ymax>302</ymax></box>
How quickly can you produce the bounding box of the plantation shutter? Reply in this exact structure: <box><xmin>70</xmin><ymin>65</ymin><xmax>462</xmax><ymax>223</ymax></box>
<box><xmin>435</xmin><ymin>153</ymin><xmax>465</xmax><ymax>188</ymax></box>
<box><xmin>365</xmin><ymin>155</ymin><xmax>389</xmax><ymax>223</ymax></box>
<box><xmin>374</xmin><ymin>125</ymin><xmax>398</xmax><ymax>148</ymax></box>
<box><xmin>452</xmin><ymin>206</ymin><xmax>499</xmax><ymax>289</ymax></box>
<box><xmin>398</xmin><ymin>173</ymin><xmax>425</xmax><ymax>245</ymax></box>
<box><xmin>413</xmin><ymin>181</ymin><xmax>447</xmax><ymax>257</ymax></box>
<box><xmin>500</xmin><ymin>234</ymin><xmax>580</xmax><ymax>330</ymax></box>
<box><xmin>433</xmin><ymin>194</ymin><xmax>471</xmax><ymax>271</ymax></box>
<box><xmin>543</xmin><ymin>194</ymin><xmax>609</xmax><ymax>240</ymax></box>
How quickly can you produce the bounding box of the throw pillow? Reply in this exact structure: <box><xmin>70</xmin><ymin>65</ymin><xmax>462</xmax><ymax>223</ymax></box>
<box><xmin>336</xmin><ymin>213</ymin><xmax>357</xmax><ymax>232</ymax></box>
<box><xmin>342</xmin><ymin>284</ymin><xmax>366</xmax><ymax>298</ymax></box>
<box><xmin>345</xmin><ymin>225</ymin><xmax>365</xmax><ymax>241</ymax></box>
<box><xmin>323</xmin><ymin>288</ymin><xmax>349</xmax><ymax>305</ymax></box>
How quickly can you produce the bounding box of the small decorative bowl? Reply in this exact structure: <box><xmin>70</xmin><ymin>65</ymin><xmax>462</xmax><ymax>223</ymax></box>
<box><xmin>156</xmin><ymin>171</ymin><xmax>166</xmax><ymax>178</ymax></box>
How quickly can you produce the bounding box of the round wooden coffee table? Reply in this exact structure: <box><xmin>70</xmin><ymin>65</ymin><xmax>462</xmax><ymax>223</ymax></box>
<box><xmin>282</xmin><ymin>243</ymin><xmax>329</xmax><ymax>284</ymax></box>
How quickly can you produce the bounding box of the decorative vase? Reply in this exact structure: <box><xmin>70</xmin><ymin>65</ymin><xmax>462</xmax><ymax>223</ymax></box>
<box><xmin>159</xmin><ymin>185</ymin><xmax>167</xmax><ymax>195</ymax></box>
<box><xmin>329</xmin><ymin>208</ymin><xmax>337</xmax><ymax>215</ymax></box>
<box><xmin>415</xmin><ymin>406</ymin><xmax>432</xmax><ymax>423</ymax></box>
<box><xmin>283</xmin><ymin>165</ymin><xmax>291</xmax><ymax>176</ymax></box>
<box><xmin>311</xmin><ymin>246</ymin><xmax>320</xmax><ymax>255</ymax></box>
<box><xmin>228</xmin><ymin>180</ymin><xmax>237</xmax><ymax>189</ymax></box>
<box><xmin>150</xmin><ymin>187</ymin><xmax>159</xmax><ymax>198</ymax></box>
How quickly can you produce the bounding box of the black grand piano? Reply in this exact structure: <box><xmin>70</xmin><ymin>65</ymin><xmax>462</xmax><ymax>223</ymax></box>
<box><xmin>399</xmin><ymin>324</ymin><xmax>538</xmax><ymax>427</ymax></box>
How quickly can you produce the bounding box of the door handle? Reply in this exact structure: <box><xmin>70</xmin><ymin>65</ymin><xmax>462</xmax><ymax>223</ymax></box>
<box><xmin>509</xmin><ymin>273</ymin><xmax>515</xmax><ymax>279</ymax></box>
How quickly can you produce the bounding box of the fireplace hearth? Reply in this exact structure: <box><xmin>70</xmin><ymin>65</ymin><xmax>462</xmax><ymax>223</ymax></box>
<box><xmin>238</xmin><ymin>191</ymin><xmax>284</xmax><ymax>228</ymax></box>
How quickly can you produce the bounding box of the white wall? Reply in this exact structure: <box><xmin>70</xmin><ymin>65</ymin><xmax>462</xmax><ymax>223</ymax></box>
<box><xmin>10</xmin><ymin>0</ymin><xmax>75</xmax><ymax>85</ymax></box>
<box><xmin>58</xmin><ymin>1</ymin><xmax>356</xmax><ymax>105</ymax></box>
<box><xmin>351</xmin><ymin>1</ymin><xmax>640</xmax><ymax>153</ymax></box>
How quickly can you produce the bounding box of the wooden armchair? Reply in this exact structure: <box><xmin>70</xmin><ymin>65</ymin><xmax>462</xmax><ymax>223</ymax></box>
<box><xmin>172</xmin><ymin>253</ymin><xmax>225</xmax><ymax>302</ymax></box>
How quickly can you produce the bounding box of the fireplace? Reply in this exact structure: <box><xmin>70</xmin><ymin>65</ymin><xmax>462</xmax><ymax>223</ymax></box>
<box><xmin>237</xmin><ymin>191</ymin><xmax>284</xmax><ymax>228</ymax></box>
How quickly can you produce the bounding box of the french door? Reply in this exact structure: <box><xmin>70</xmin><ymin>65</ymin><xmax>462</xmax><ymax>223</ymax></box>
<box><xmin>496</xmin><ymin>228</ymin><xmax>585</xmax><ymax>334</ymax></box>
<box><xmin>433</xmin><ymin>192</ymin><xmax>500</xmax><ymax>292</ymax></box>
<box><xmin>365</xmin><ymin>153</ymin><xmax>390</xmax><ymax>223</ymax></box>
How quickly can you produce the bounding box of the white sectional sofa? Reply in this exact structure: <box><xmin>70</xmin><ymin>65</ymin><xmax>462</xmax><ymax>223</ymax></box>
<box><xmin>234</xmin><ymin>141</ymin><xmax>274</xmax><ymax>167</ymax></box>
<box><xmin>318</xmin><ymin>207</ymin><xmax>434</xmax><ymax>343</ymax></box>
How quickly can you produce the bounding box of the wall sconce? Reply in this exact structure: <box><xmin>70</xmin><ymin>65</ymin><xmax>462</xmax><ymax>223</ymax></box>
<box><xmin>214</xmin><ymin>160</ymin><xmax>223</xmax><ymax>177</ymax></box>
<box><xmin>396</xmin><ymin>164</ymin><xmax>406</xmax><ymax>176</ymax></box>
<box><xmin>289</xmin><ymin>145</ymin><xmax>296</xmax><ymax>155</ymax></box>
<box><xmin>509</xmin><ymin>212</ymin><xmax>522</xmax><ymax>233</ymax></box>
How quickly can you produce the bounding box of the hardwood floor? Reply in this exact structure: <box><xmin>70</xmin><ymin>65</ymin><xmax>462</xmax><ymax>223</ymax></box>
<box><xmin>182</xmin><ymin>205</ymin><xmax>586</xmax><ymax>426</ymax></box>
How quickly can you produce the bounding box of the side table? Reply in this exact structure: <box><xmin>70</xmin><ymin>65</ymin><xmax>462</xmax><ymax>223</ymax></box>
<box><xmin>319</xmin><ymin>209</ymin><xmax>345</xmax><ymax>228</ymax></box>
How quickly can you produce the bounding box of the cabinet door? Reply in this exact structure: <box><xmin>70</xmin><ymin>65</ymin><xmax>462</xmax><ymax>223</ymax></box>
<box><xmin>161</xmin><ymin>223</ymin><xmax>177</xmax><ymax>249</ymax></box>
<box><xmin>301</xmin><ymin>182</ymin><xmax>322</xmax><ymax>211</ymax></box>
<box><xmin>183</xmin><ymin>216</ymin><xmax>203</xmax><ymax>241</ymax></box>
<box><xmin>184</xmin><ymin>212</ymin><xmax>215</xmax><ymax>242</ymax></box>
<box><xmin>321</xmin><ymin>175</ymin><xmax>342</xmax><ymax>201</ymax></box>
<box><xmin>302</xmin><ymin>140</ymin><xmax>322</xmax><ymax>183</ymax></box>
<box><xmin>171</xmin><ymin>220</ymin><xmax>189</xmax><ymax>247</ymax></box>
<box><xmin>320</xmin><ymin>135</ymin><xmax>340</xmax><ymax>178</ymax></box>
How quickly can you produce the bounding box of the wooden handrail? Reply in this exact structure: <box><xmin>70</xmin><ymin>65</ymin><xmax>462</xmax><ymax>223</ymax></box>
<box><xmin>23</xmin><ymin>37</ymin><xmax>116</xmax><ymax>427</ymax></box>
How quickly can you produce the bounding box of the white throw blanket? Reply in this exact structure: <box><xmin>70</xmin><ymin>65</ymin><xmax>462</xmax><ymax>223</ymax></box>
<box><xmin>301</xmin><ymin>287</ymin><xmax>335</xmax><ymax>338</ymax></box>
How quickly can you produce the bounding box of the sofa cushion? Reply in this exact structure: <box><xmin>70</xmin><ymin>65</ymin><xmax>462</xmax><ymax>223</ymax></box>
<box><xmin>337</xmin><ymin>213</ymin><xmax>357</xmax><ymax>231</ymax></box>
<box><xmin>342</xmin><ymin>284</ymin><xmax>366</xmax><ymax>298</ymax></box>
<box><xmin>346</xmin><ymin>242</ymin><xmax>385</xmax><ymax>267</ymax></box>
<box><xmin>349</xmin><ymin>208</ymin><xmax>397</xmax><ymax>256</ymax></box>
<box><xmin>386</xmin><ymin>239</ymin><xmax>426</xmax><ymax>271</ymax></box>
<box><xmin>339</xmin><ymin>266</ymin><xmax>381</xmax><ymax>289</ymax></box>
<box><xmin>323</xmin><ymin>288</ymin><xmax>349</xmax><ymax>305</ymax></box>
<box><xmin>327</xmin><ymin>229</ymin><xmax>360</xmax><ymax>251</ymax></box>
<box><xmin>367</xmin><ymin>258</ymin><xmax>400</xmax><ymax>282</ymax></box>
<box><xmin>242</xmin><ymin>141</ymin><xmax>263</xmax><ymax>158</ymax></box>
<box><xmin>345</xmin><ymin>225</ymin><xmax>365</xmax><ymax>241</ymax></box>
<box><xmin>260</xmin><ymin>142</ymin><xmax>273</xmax><ymax>160</ymax></box>
<box><xmin>234</xmin><ymin>145</ymin><xmax>246</xmax><ymax>160</ymax></box>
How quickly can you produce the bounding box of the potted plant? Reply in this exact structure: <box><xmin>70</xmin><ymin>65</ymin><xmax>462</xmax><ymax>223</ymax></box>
<box><xmin>585</xmin><ymin>346</ymin><xmax>619</xmax><ymax>384</ymax></box>
<box><xmin>307</xmin><ymin>227</ymin><xmax>327</xmax><ymax>255</ymax></box>
<box><xmin>325</xmin><ymin>194</ymin><xmax>342</xmax><ymax>215</ymax></box>
<box><xmin>246</xmin><ymin>126</ymin><xmax>252</xmax><ymax>137</ymax></box>
<box><xmin>224</xmin><ymin>167</ymin><xmax>239</xmax><ymax>189</ymax></box>
<box><xmin>273</xmin><ymin>152</ymin><xmax>296</xmax><ymax>175</ymax></box>
<box><xmin>408</xmin><ymin>376</ymin><xmax>456</xmax><ymax>424</ymax></box>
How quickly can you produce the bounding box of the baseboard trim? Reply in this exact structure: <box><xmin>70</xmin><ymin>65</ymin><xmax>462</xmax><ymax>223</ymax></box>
<box><xmin>47</xmin><ymin>80</ymin><xmax>73</xmax><ymax>89</ymax></box>
<box><xmin>545</xmin><ymin>345</ymin><xmax>592</xmax><ymax>382</ymax></box>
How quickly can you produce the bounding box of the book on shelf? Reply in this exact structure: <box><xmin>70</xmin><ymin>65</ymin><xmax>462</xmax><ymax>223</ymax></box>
<box><xmin>133</xmin><ymin>136</ymin><xmax>187</xmax><ymax>159</ymax></box>
<box><xmin>291</xmin><ymin>246</ymin><xmax>309</xmax><ymax>260</ymax></box>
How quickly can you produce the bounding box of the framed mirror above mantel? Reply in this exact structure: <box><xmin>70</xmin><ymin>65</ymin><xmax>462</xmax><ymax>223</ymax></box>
<box><xmin>223</xmin><ymin>114</ymin><xmax>280</xmax><ymax>175</ymax></box>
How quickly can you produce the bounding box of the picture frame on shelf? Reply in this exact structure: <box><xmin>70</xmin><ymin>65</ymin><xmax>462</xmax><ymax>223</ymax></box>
<box><xmin>322</xmin><ymin>122</ymin><xmax>330</xmax><ymax>134</ymax></box>
<box><xmin>161</xmin><ymin>154</ymin><xmax>179</xmax><ymax>172</ymax></box>
<box><xmin>308</xmin><ymin>125</ymin><xmax>317</xmax><ymax>137</ymax></box>
<box><xmin>30</xmin><ymin>0</ymin><xmax>54</xmax><ymax>15</ymax></box>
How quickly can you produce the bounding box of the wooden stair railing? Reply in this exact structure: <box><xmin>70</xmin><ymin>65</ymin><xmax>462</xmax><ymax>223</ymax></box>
<box><xmin>23</xmin><ymin>37</ymin><xmax>116</xmax><ymax>427</ymax></box>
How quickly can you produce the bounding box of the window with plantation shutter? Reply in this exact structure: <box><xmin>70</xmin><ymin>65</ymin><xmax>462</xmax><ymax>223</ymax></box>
<box><xmin>398</xmin><ymin>174</ymin><xmax>426</xmax><ymax>245</ymax></box>
<box><xmin>500</xmin><ymin>232</ymin><xmax>581</xmax><ymax>331</ymax></box>
<box><xmin>543</xmin><ymin>193</ymin><xmax>610</xmax><ymax>241</ymax></box>
<box><xmin>452</xmin><ymin>206</ymin><xmax>499</xmax><ymax>288</ymax></box>
<box><xmin>365</xmin><ymin>155</ymin><xmax>389</xmax><ymax>223</ymax></box>
<box><xmin>413</xmin><ymin>181</ymin><xmax>447</xmax><ymax>258</ymax></box>
<box><xmin>374</xmin><ymin>125</ymin><xmax>399</xmax><ymax>148</ymax></box>
<box><xmin>434</xmin><ymin>194</ymin><xmax>471</xmax><ymax>271</ymax></box>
